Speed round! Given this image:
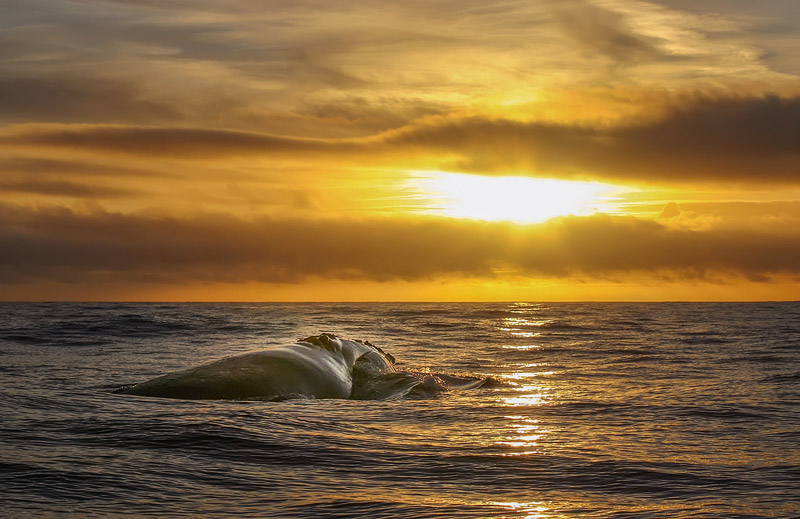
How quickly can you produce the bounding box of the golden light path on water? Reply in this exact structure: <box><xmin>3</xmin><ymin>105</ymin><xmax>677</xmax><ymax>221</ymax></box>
<box><xmin>491</xmin><ymin>501</ymin><xmax>553</xmax><ymax>519</ymax></box>
<box><xmin>491</xmin><ymin>303</ymin><xmax>560</xmax><ymax>517</ymax></box>
<box><xmin>482</xmin><ymin>303</ymin><xmax>718</xmax><ymax>518</ymax></box>
<box><xmin>409</xmin><ymin>170</ymin><xmax>627</xmax><ymax>223</ymax></box>
<box><xmin>498</xmin><ymin>310</ymin><xmax>556</xmax><ymax>411</ymax></box>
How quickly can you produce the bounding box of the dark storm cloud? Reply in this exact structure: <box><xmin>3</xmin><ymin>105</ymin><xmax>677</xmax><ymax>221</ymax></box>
<box><xmin>1</xmin><ymin>204</ymin><xmax>799</xmax><ymax>285</ymax></box>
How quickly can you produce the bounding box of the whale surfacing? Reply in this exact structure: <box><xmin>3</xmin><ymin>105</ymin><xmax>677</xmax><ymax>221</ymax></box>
<box><xmin>116</xmin><ymin>333</ymin><xmax>396</xmax><ymax>400</ymax></box>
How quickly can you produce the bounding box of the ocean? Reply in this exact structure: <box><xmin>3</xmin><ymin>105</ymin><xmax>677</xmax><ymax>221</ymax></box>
<box><xmin>1</xmin><ymin>302</ymin><xmax>798</xmax><ymax>518</ymax></box>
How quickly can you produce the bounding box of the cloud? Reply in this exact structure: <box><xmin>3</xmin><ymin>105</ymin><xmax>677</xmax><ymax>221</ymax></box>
<box><xmin>0</xmin><ymin>124</ymin><xmax>355</xmax><ymax>158</ymax></box>
<box><xmin>385</xmin><ymin>93</ymin><xmax>800</xmax><ymax>183</ymax></box>
<box><xmin>658</xmin><ymin>202</ymin><xmax>682</xmax><ymax>219</ymax></box>
<box><xmin>2</xmin><ymin>0</ymin><xmax>790</xmax><ymax>138</ymax></box>
<box><xmin>0</xmin><ymin>156</ymin><xmax>168</xmax><ymax>178</ymax></box>
<box><xmin>1</xmin><ymin>204</ymin><xmax>799</xmax><ymax>285</ymax></box>
<box><xmin>0</xmin><ymin>179</ymin><xmax>136</xmax><ymax>198</ymax></box>
<box><xmin>3</xmin><ymin>94</ymin><xmax>799</xmax><ymax>184</ymax></box>
<box><xmin>553</xmin><ymin>0</ymin><xmax>665</xmax><ymax>67</ymax></box>
<box><xmin>0</xmin><ymin>76</ymin><xmax>184</xmax><ymax>125</ymax></box>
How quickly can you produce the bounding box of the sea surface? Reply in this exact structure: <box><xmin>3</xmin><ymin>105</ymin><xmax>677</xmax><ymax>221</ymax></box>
<box><xmin>1</xmin><ymin>302</ymin><xmax>799</xmax><ymax>518</ymax></box>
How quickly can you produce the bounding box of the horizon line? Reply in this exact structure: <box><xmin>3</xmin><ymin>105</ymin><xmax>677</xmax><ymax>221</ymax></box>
<box><xmin>1</xmin><ymin>300</ymin><xmax>798</xmax><ymax>304</ymax></box>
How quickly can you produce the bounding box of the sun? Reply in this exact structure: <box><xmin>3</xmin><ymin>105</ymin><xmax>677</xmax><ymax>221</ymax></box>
<box><xmin>411</xmin><ymin>171</ymin><xmax>625</xmax><ymax>223</ymax></box>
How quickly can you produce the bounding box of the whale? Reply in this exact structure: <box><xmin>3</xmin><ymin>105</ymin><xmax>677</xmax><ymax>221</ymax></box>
<box><xmin>116</xmin><ymin>333</ymin><xmax>400</xmax><ymax>400</ymax></box>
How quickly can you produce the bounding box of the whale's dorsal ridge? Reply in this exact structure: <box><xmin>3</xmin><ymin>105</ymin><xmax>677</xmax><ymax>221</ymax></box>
<box><xmin>299</xmin><ymin>333</ymin><xmax>342</xmax><ymax>353</ymax></box>
<box><xmin>371</xmin><ymin>343</ymin><xmax>395</xmax><ymax>364</ymax></box>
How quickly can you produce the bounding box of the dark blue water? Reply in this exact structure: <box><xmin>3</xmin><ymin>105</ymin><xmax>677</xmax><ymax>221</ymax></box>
<box><xmin>1</xmin><ymin>303</ymin><xmax>799</xmax><ymax>517</ymax></box>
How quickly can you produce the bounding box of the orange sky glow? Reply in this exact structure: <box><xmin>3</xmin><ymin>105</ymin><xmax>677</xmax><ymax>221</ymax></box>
<box><xmin>2</xmin><ymin>0</ymin><xmax>800</xmax><ymax>301</ymax></box>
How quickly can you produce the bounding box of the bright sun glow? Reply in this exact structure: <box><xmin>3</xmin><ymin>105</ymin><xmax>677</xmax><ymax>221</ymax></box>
<box><xmin>412</xmin><ymin>171</ymin><xmax>625</xmax><ymax>223</ymax></box>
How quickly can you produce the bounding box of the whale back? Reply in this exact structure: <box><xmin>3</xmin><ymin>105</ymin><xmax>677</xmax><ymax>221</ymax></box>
<box><xmin>118</xmin><ymin>333</ymin><xmax>396</xmax><ymax>400</ymax></box>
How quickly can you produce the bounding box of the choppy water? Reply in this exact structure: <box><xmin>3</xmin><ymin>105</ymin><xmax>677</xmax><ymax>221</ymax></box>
<box><xmin>1</xmin><ymin>302</ymin><xmax>799</xmax><ymax>518</ymax></box>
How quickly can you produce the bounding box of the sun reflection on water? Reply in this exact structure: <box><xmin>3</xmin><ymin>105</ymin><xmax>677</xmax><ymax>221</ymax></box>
<box><xmin>505</xmin><ymin>367</ymin><xmax>556</xmax><ymax>379</ymax></box>
<box><xmin>492</xmin><ymin>500</ymin><xmax>554</xmax><ymax>519</ymax></box>
<box><xmin>502</xmin><ymin>344</ymin><xmax>541</xmax><ymax>350</ymax></box>
<box><xmin>497</xmin><ymin>415</ymin><xmax>545</xmax><ymax>451</ymax></box>
<box><xmin>503</xmin><ymin>388</ymin><xmax>549</xmax><ymax>407</ymax></box>
<box><xmin>494</xmin><ymin>315</ymin><xmax>559</xmax><ymax>456</ymax></box>
<box><xmin>501</xmin><ymin>313</ymin><xmax>554</xmax><ymax>339</ymax></box>
<box><xmin>501</xmin><ymin>330</ymin><xmax>542</xmax><ymax>338</ymax></box>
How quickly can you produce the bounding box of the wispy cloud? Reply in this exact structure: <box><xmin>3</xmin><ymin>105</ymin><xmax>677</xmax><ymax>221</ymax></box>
<box><xmin>1</xmin><ymin>0</ymin><xmax>792</xmax><ymax>134</ymax></box>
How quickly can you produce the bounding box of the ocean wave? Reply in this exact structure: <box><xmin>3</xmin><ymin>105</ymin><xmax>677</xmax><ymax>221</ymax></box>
<box><xmin>761</xmin><ymin>371</ymin><xmax>800</xmax><ymax>382</ymax></box>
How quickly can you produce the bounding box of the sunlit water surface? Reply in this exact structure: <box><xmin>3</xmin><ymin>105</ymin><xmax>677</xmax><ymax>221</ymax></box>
<box><xmin>1</xmin><ymin>303</ymin><xmax>798</xmax><ymax>518</ymax></box>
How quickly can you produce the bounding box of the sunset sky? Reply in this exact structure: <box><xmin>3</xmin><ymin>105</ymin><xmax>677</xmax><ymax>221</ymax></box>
<box><xmin>2</xmin><ymin>0</ymin><xmax>800</xmax><ymax>301</ymax></box>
